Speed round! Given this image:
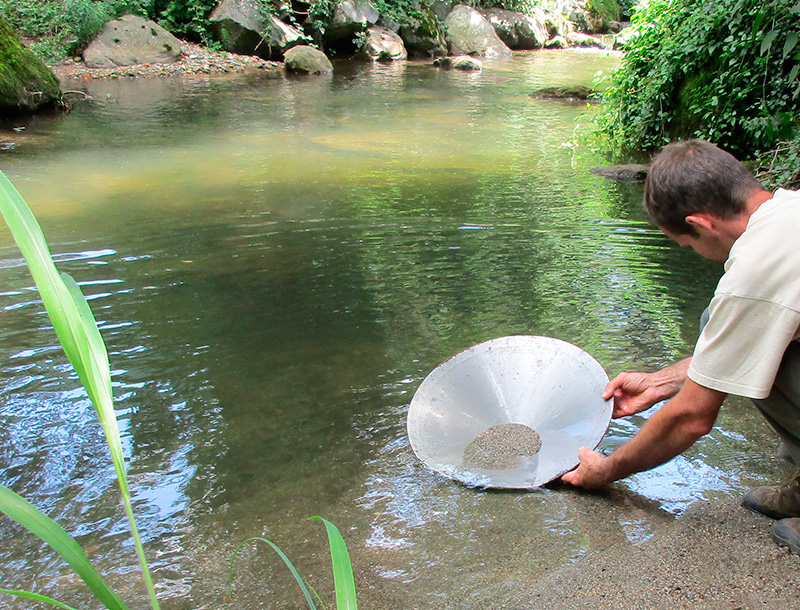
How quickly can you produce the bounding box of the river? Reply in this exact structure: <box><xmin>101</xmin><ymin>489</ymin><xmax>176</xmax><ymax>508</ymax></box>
<box><xmin>0</xmin><ymin>51</ymin><xmax>791</xmax><ymax>609</ymax></box>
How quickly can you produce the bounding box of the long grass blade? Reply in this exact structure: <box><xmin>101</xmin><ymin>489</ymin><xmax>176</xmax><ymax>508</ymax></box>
<box><xmin>0</xmin><ymin>485</ymin><xmax>128</xmax><ymax>610</ymax></box>
<box><xmin>310</xmin><ymin>517</ymin><xmax>358</xmax><ymax>610</ymax></box>
<box><xmin>0</xmin><ymin>170</ymin><xmax>160</xmax><ymax>610</ymax></box>
<box><xmin>229</xmin><ymin>537</ymin><xmax>318</xmax><ymax>610</ymax></box>
<box><xmin>0</xmin><ymin>588</ymin><xmax>81</xmax><ymax>610</ymax></box>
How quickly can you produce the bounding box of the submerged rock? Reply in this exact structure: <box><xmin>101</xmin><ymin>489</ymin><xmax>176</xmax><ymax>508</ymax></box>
<box><xmin>283</xmin><ymin>45</ymin><xmax>333</xmax><ymax>74</ymax></box>
<box><xmin>530</xmin><ymin>85</ymin><xmax>596</xmax><ymax>102</ymax></box>
<box><xmin>444</xmin><ymin>5</ymin><xmax>512</xmax><ymax>58</ymax></box>
<box><xmin>590</xmin><ymin>164</ymin><xmax>649</xmax><ymax>183</ymax></box>
<box><xmin>83</xmin><ymin>15</ymin><xmax>182</xmax><ymax>69</ymax></box>
<box><xmin>433</xmin><ymin>55</ymin><xmax>482</xmax><ymax>71</ymax></box>
<box><xmin>0</xmin><ymin>16</ymin><xmax>61</xmax><ymax>114</ymax></box>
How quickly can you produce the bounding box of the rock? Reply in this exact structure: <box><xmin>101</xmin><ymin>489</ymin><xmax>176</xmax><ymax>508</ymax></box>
<box><xmin>480</xmin><ymin>8</ymin><xmax>549</xmax><ymax>50</ymax></box>
<box><xmin>83</xmin><ymin>15</ymin><xmax>182</xmax><ymax>69</ymax></box>
<box><xmin>590</xmin><ymin>164</ymin><xmax>649</xmax><ymax>183</ymax></box>
<box><xmin>0</xmin><ymin>16</ymin><xmax>61</xmax><ymax>113</ymax></box>
<box><xmin>210</xmin><ymin>0</ymin><xmax>305</xmax><ymax>59</ymax></box>
<box><xmin>359</xmin><ymin>26</ymin><xmax>407</xmax><ymax>61</ymax></box>
<box><xmin>444</xmin><ymin>4</ymin><xmax>512</xmax><ymax>58</ymax></box>
<box><xmin>399</xmin><ymin>6</ymin><xmax>448</xmax><ymax>58</ymax></box>
<box><xmin>325</xmin><ymin>0</ymin><xmax>379</xmax><ymax>42</ymax></box>
<box><xmin>544</xmin><ymin>35</ymin><xmax>568</xmax><ymax>49</ymax></box>
<box><xmin>530</xmin><ymin>85</ymin><xmax>596</xmax><ymax>101</ymax></box>
<box><xmin>565</xmin><ymin>31</ymin><xmax>607</xmax><ymax>49</ymax></box>
<box><xmin>283</xmin><ymin>45</ymin><xmax>333</xmax><ymax>74</ymax></box>
<box><xmin>433</xmin><ymin>55</ymin><xmax>482</xmax><ymax>71</ymax></box>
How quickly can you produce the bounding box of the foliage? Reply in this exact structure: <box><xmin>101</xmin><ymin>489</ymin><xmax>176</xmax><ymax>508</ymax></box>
<box><xmin>597</xmin><ymin>0</ymin><xmax>800</xmax><ymax>157</ymax></box>
<box><xmin>229</xmin><ymin>517</ymin><xmax>358</xmax><ymax>610</ymax></box>
<box><xmin>0</xmin><ymin>170</ymin><xmax>160</xmax><ymax>610</ymax></box>
<box><xmin>152</xmin><ymin>0</ymin><xmax>220</xmax><ymax>45</ymax></box>
<box><xmin>0</xmin><ymin>0</ymin><xmax>153</xmax><ymax>60</ymax></box>
<box><xmin>586</xmin><ymin>0</ymin><xmax>621</xmax><ymax>23</ymax></box>
<box><xmin>755</xmin><ymin>135</ymin><xmax>800</xmax><ymax>189</ymax></box>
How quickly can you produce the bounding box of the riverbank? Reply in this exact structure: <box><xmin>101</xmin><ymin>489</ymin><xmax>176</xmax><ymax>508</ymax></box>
<box><xmin>51</xmin><ymin>41</ymin><xmax>283</xmax><ymax>81</ymax></box>
<box><xmin>502</xmin><ymin>492</ymin><xmax>800</xmax><ymax>609</ymax></box>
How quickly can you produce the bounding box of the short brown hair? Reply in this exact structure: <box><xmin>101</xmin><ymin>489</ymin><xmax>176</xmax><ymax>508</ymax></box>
<box><xmin>644</xmin><ymin>139</ymin><xmax>764</xmax><ymax>235</ymax></box>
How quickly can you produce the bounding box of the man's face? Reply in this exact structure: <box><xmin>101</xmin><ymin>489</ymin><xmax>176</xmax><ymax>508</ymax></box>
<box><xmin>662</xmin><ymin>227</ymin><xmax>730</xmax><ymax>262</ymax></box>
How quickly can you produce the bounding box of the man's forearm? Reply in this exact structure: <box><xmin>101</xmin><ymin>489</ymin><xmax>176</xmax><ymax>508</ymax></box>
<box><xmin>602</xmin><ymin>378</ymin><xmax>724</xmax><ymax>484</ymax></box>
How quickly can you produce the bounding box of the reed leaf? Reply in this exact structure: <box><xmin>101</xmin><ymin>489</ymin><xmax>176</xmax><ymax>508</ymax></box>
<box><xmin>0</xmin><ymin>588</ymin><xmax>81</xmax><ymax>610</ymax></box>
<box><xmin>229</xmin><ymin>537</ymin><xmax>319</xmax><ymax>610</ymax></box>
<box><xmin>310</xmin><ymin>517</ymin><xmax>358</xmax><ymax>610</ymax></box>
<box><xmin>0</xmin><ymin>170</ymin><xmax>159</xmax><ymax>610</ymax></box>
<box><xmin>0</xmin><ymin>485</ymin><xmax>127</xmax><ymax>610</ymax></box>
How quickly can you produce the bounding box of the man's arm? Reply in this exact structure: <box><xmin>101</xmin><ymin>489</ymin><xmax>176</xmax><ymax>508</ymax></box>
<box><xmin>604</xmin><ymin>357</ymin><xmax>692</xmax><ymax>418</ymax></box>
<box><xmin>562</xmin><ymin>378</ymin><xmax>726</xmax><ymax>489</ymax></box>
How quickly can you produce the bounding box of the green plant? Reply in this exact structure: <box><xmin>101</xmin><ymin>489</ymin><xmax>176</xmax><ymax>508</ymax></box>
<box><xmin>597</xmin><ymin>0</ymin><xmax>800</xmax><ymax>157</ymax></box>
<box><xmin>0</xmin><ymin>170</ymin><xmax>160</xmax><ymax>610</ymax></box>
<box><xmin>756</xmin><ymin>136</ymin><xmax>800</xmax><ymax>189</ymax></box>
<box><xmin>229</xmin><ymin>517</ymin><xmax>358</xmax><ymax>610</ymax></box>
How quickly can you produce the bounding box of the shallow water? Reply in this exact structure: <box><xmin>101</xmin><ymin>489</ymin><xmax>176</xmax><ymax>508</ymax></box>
<box><xmin>0</xmin><ymin>51</ymin><xmax>792</xmax><ymax>609</ymax></box>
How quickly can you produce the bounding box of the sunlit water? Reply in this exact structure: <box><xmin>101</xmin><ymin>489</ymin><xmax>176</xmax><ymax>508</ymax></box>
<box><xmin>0</xmin><ymin>51</ymin><xmax>793</xmax><ymax>609</ymax></box>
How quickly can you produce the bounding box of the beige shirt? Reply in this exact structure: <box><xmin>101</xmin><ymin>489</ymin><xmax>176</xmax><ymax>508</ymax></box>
<box><xmin>688</xmin><ymin>189</ymin><xmax>800</xmax><ymax>399</ymax></box>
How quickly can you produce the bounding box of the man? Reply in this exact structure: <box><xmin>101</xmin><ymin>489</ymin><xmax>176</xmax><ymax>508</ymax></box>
<box><xmin>561</xmin><ymin>139</ymin><xmax>800</xmax><ymax>554</ymax></box>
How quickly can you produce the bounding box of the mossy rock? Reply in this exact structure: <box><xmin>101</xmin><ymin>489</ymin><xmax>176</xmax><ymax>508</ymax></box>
<box><xmin>0</xmin><ymin>16</ymin><xmax>62</xmax><ymax>114</ymax></box>
<box><xmin>530</xmin><ymin>85</ymin><xmax>597</xmax><ymax>102</ymax></box>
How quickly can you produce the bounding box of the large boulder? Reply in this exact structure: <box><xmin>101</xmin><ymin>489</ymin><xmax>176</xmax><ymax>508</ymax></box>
<box><xmin>444</xmin><ymin>5</ymin><xmax>512</xmax><ymax>58</ymax></box>
<box><xmin>284</xmin><ymin>45</ymin><xmax>333</xmax><ymax>74</ymax></box>
<box><xmin>565</xmin><ymin>31</ymin><xmax>607</xmax><ymax>48</ymax></box>
<box><xmin>325</xmin><ymin>0</ymin><xmax>379</xmax><ymax>43</ymax></box>
<box><xmin>0</xmin><ymin>16</ymin><xmax>61</xmax><ymax>114</ymax></box>
<box><xmin>359</xmin><ymin>26</ymin><xmax>407</xmax><ymax>61</ymax></box>
<box><xmin>399</xmin><ymin>6</ymin><xmax>448</xmax><ymax>58</ymax></box>
<box><xmin>210</xmin><ymin>0</ymin><xmax>305</xmax><ymax>59</ymax></box>
<box><xmin>480</xmin><ymin>8</ymin><xmax>549</xmax><ymax>50</ymax></box>
<box><xmin>83</xmin><ymin>15</ymin><xmax>182</xmax><ymax>68</ymax></box>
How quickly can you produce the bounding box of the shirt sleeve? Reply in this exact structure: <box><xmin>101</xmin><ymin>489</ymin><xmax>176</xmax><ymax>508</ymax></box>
<box><xmin>688</xmin><ymin>293</ymin><xmax>800</xmax><ymax>399</ymax></box>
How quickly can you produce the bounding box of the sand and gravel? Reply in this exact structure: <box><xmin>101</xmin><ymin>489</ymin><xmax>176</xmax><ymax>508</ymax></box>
<box><xmin>499</xmin><ymin>490</ymin><xmax>800</xmax><ymax>610</ymax></box>
<box><xmin>50</xmin><ymin>41</ymin><xmax>282</xmax><ymax>81</ymax></box>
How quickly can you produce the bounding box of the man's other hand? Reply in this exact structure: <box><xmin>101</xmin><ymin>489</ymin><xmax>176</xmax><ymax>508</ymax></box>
<box><xmin>560</xmin><ymin>446</ymin><xmax>612</xmax><ymax>489</ymax></box>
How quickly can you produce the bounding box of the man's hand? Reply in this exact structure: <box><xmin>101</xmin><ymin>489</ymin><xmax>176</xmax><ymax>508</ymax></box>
<box><xmin>603</xmin><ymin>358</ymin><xmax>692</xmax><ymax>418</ymax></box>
<box><xmin>560</xmin><ymin>446</ymin><xmax>612</xmax><ymax>490</ymax></box>
<box><xmin>563</xmin><ymin>378</ymin><xmax>726</xmax><ymax>490</ymax></box>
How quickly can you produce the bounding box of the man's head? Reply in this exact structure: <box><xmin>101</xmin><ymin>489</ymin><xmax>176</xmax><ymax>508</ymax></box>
<box><xmin>644</xmin><ymin>139</ymin><xmax>765</xmax><ymax>236</ymax></box>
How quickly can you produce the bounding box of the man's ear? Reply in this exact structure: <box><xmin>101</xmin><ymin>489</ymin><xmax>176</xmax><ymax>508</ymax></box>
<box><xmin>685</xmin><ymin>213</ymin><xmax>717</xmax><ymax>235</ymax></box>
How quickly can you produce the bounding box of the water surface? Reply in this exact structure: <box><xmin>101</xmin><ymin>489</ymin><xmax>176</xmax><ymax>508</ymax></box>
<box><xmin>0</xmin><ymin>51</ymin><xmax>791</xmax><ymax>609</ymax></box>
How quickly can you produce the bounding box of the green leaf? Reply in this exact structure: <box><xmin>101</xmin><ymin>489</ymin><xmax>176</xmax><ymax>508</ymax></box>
<box><xmin>790</xmin><ymin>64</ymin><xmax>800</xmax><ymax>83</ymax></box>
<box><xmin>0</xmin><ymin>170</ymin><xmax>160</xmax><ymax>610</ymax></box>
<box><xmin>229</xmin><ymin>537</ymin><xmax>318</xmax><ymax>610</ymax></box>
<box><xmin>310</xmin><ymin>517</ymin><xmax>358</xmax><ymax>610</ymax></box>
<box><xmin>0</xmin><ymin>485</ymin><xmax>128</xmax><ymax>610</ymax></box>
<box><xmin>761</xmin><ymin>30</ymin><xmax>779</xmax><ymax>55</ymax></box>
<box><xmin>0</xmin><ymin>588</ymin><xmax>81</xmax><ymax>610</ymax></box>
<box><xmin>784</xmin><ymin>32</ymin><xmax>799</xmax><ymax>59</ymax></box>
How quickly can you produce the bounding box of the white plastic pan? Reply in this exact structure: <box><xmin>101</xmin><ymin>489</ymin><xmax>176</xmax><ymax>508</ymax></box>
<box><xmin>407</xmin><ymin>335</ymin><xmax>612</xmax><ymax>489</ymax></box>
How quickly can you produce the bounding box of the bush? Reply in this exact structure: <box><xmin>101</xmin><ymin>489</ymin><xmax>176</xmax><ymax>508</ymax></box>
<box><xmin>597</xmin><ymin>0</ymin><xmax>800</xmax><ymax>158</ymax></box>
<box><xmin>0</xmin><ymin>0</ymin><xmax>153</xmax><ymax>60</ymax></box>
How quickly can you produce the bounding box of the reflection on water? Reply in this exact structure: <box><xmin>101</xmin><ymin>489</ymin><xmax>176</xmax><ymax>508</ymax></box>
<box><xmin>0</xmin><ymin>51</ymin><xmax>792</xmax><ymax>609</ymax></box>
